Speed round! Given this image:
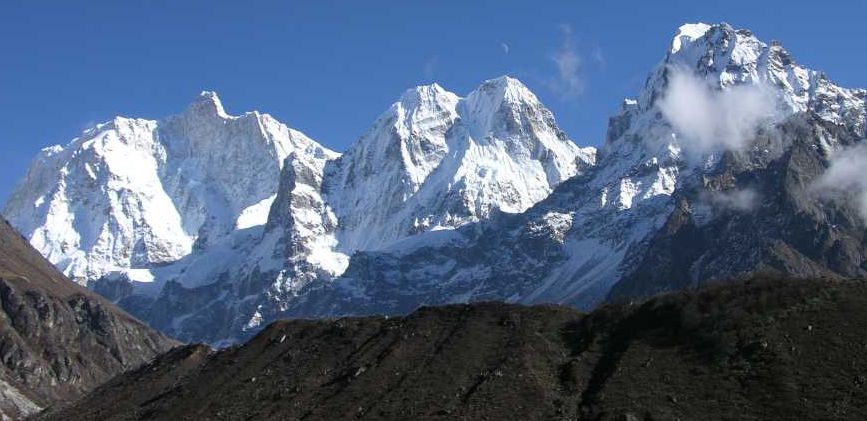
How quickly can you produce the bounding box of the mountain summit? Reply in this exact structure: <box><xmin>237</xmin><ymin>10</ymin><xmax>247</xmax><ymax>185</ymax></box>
<box><xmin>325</xmin><ymin>75</ymin><xmax>594</xmax><ymax>253</ymax></box>
<box><xmin>3</xmin><ymin>91</ymin><xmax>335</xmax><ymax>285</ymax></box>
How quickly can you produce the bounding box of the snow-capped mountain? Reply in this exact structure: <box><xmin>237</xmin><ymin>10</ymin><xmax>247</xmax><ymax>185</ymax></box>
<box><xmin>5</xmin><ymin>77</ymin><xmax>593</xmax><ymax>344</ymax></box>
<box><xmin>247</xmin><ymin>77</ymin><xmax>594</xmax><ymax>296</ymax></box>
<box><xmin>326</xmin><ymin>77</ymin><xmax>593</xmax><ymax>253</ymax></box>
<box><xmin>276</xmin><ymin>23</ymin><xmax>867</xmax><ymax>319</ymax></box>
<box><xmin>6</xmin><ymin>22</ymin><xmax>866</xmax><ymax>345</ymax></box>
<box><xmin>3</xmin><ymin>92</ymin><xmax>335</xmax><ymax>286</ymax></box>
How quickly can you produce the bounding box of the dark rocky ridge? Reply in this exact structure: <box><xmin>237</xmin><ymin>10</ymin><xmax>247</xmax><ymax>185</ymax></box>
<box><xmin>45</xmin><ymin>276</ymin><xmax>867</xmax><ymax>420</ymax></box>
<box><xmin>0</xmin><ymin>217</ymin><xmax>178</xmax><ymax>419</ymax></box>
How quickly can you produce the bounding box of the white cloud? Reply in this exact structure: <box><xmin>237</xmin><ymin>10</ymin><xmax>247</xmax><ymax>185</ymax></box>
<box><xmin>501</xmin><ymin>43</ymin><xmax>510</xmax><ymax>54</ymax></box>
<box><xmin>814</xmin><ymin>143</ymin><xmax>867</xmax><ymax>221</ymax></box>
<box><xmin>548</xmin><ymin>24</ymin><xmax>585</xmax><ymax>98</ymax></box>
<box><xmin>702</xmin><ymin>188</ymin><xmax>759</xmax><ymax>212</ymax></box>
<box><xmin>422</xmin><ymin>56</ymin><xmax>438</xmax><ymax>79</ymax></box>
<box><xmin>591</xmin><ymin>45</ymin><xmax>605</xmax><ymax>67</ymax></box>
<box><xmin>659</xmin><ymin>66</ymin><xmax>779</xmax><ymax>154</ymax></box>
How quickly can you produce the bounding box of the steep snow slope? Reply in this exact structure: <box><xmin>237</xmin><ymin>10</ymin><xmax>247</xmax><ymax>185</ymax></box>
<box><xmin>280</xmin><ymin>22</ymin><xmax>867</xmax><ymax>319</ymax></box>
<box><xmin>326</xmin><ymin>77</ymin><xmax>594</xmax><ymax>253</ymax></box>
<box><xmin>3</xmin><ymin>92</ymin><xmax>335</xmax><ymax>285</ymax></box>
<box><xmin>215</xmin><ymin>76</ymin><xmax>594</xmax><ymax>337</ymax></box>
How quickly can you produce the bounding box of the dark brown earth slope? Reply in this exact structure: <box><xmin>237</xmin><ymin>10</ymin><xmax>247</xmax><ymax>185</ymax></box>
<box><xmin>44</xmin><ymin>276</ymin><xmax>867</xmax><ymax>420</ymax></box>
<box><xmin>0</xmin><ymin>217</ymin><xmax>178</xmax><ymax>419</ymax></box>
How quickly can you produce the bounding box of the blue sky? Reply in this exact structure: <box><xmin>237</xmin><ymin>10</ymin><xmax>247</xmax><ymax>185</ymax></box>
<box><xmin>2</xmin><ymin>1</ymin><xmax>866</xmax><ymax>204</ymax></box>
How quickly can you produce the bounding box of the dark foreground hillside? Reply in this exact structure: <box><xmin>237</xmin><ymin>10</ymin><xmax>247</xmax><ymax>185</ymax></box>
<box><xmin>44</xmin><ymin>276</ymin><xmax>867</xmax><ymax>420</ymax></box>
<box><xmin>0</xmin><ymin>217</ymin><xmax>178</xmax><ymax>419</ymax></box>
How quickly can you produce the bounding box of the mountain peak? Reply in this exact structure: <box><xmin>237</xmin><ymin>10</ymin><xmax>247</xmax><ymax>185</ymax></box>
<box><xmin>471</xmin><ymin>75</ymin><xmax>537</xmax><ymax>104</ymax></box>
<box><xmin>634</xmin><ymin>22</ymin><xmax>778</xmax><ymax>111</ymax></box>
<box><xmin>401</xmin><ymin>82</ymin><xmax>445</xmax><ymax>97</ymax></box>
<box><xmin>482</xmin><ymin>75</ymin><xmax>521</xmax><ymax>87</ymax></box>
<box><xmin>187</xmin><ymin>90</ymin><xmax>229</xmax><ymax>118</ymax></box>
<box><xmin>462</xmin><ymin>76</ymin><xmax>540</xmax><ymax>126</ymax></box>
<box><xmin>398</xmin><ymin>83</ymin><xmax>458</xmax><ymax>110</ymax></box>
<box><xmin>666</xmin><ymin>22</ymin><xmax>767</xmax><ymax>70</ymax></box>
<box><xmin>670</xmin><ymin>22</ymin><xmax>712</xmax><ymax>53</ymax></box>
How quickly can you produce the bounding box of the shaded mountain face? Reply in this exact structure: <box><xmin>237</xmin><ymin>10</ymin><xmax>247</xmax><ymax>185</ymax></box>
<box><xmin>277</xmin><ymin>22</ymin><xmax>867</xmax><ymax>320</ymax></box>
<box><xmin>41</xmin><ymin>277</ymin><xmax>867</xmax><ymax>421</ymax></box>
<box><xmin>609</xmin><ymin>113</ymin><xmax>867</xmax><ymax>300</ymax></box>
<box><xmin>0</xmin><ymin>217</ymin><xmax>176</xmax><ymax>419</ymax></box>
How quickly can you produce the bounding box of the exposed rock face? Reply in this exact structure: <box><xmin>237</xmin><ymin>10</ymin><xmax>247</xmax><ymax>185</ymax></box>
<box><xmin>0</xmin><ymin>217</ymin><xmax>176</xmax><ymax>419</ymax></box>
<box><xmin>39</xmin><ymin>277</ymin><xmax>867</xmax><ymax>421</ymax></box>
<box><xmin>609</xmin><ymin>114</ymin><xmax>867</xmax><ymax>300</ymax></box>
